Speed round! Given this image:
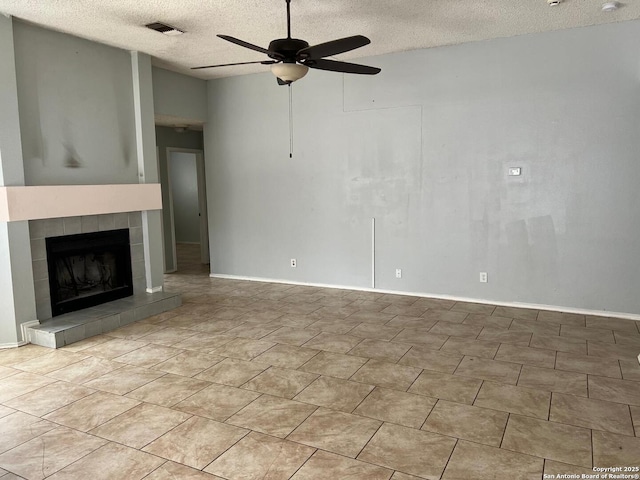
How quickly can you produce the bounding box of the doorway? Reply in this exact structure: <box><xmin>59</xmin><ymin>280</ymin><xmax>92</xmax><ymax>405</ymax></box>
<box><xmin>166</xmin><ymin>148</ymin><xmax>209</xmax><ymax>273</ymax></box>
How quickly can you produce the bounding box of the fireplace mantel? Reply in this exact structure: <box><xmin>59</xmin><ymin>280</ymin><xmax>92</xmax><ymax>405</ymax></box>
<box><xmin>0</xmin><ymin>184</ymin><xmax>162</xmax><ymax>221</ymax></box>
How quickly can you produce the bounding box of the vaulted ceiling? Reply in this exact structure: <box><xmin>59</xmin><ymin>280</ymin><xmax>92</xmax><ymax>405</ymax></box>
<box><xmin>1</xmin><ymin>0</ymin><xmax>638</xmax><ymax>79</ymax></box>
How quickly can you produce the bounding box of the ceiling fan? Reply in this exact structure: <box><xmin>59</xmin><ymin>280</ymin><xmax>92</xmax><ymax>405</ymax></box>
<box><xmin>192</xmin><ymin>0</ymin><xmax>381</xmax><ymax>85</ymax></box>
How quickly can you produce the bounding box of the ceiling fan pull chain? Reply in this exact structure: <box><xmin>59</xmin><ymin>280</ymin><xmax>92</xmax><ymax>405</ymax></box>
<box><xmin>289</xmin><ymin>83</ymin><xmax>293</xmax><ymax>158</ymax></box>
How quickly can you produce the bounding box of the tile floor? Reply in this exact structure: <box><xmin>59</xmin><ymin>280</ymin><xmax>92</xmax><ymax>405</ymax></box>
<box><xmin>0</xmin><ymin>244</ymin><xmax>639</xmax><ymax>479</ymax></box>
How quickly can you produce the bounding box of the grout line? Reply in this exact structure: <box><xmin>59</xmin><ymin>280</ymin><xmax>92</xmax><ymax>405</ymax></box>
<box><xmin>499</xmin><ymin>413</ymin><xmax>510</xmax><ymax>448</ymax></box>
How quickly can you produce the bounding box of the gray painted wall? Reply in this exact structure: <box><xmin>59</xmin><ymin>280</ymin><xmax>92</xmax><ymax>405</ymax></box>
<box><xmin>152</xmin><ymin>67</ymin><xmax>207</xmax><ymax>122</ymax></box>
<box><xmin>169</xmin><ymin>151</ymin><xmax>200</xmax><ymax>243</ymax></box>
<box><xmin>13</xmin><ymin>21</ymin><xmax>138</xmax><ymax>186</ymax></box>
<box><xmin>205</xmin><ymin>20</ymin><xmax>640</xmax><ymax>315</ymax></box>
<box><xmin>155</xmin><ymin>126</ymin><xmax>204</xmax><ymax>271</ymax></box>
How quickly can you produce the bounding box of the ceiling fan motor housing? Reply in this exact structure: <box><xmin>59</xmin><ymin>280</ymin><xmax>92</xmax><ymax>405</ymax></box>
<box><xmin>268</xmin><ymin>38</ymin><xmax>310</xmax><ymax>61</ymax></box>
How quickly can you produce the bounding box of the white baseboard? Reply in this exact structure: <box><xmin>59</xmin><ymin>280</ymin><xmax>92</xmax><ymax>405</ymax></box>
<box><xmin>146</xmin><ymin>286</ymin><xmax>164</xmax><ymax>293</ymax></box>
<box><xmin>210</xmin><ymin>273</ymin><xmax>640</xmax><ymax>322</ymax></box>
<box><xmin>0</xmin><ymin>341</ymin><xmax>28</xmax><ymax>349</ymax></box>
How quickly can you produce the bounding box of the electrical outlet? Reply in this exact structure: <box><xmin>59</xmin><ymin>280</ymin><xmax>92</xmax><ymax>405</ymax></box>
<box><xmin>290</xmin><ymin>259</ymin><xmax>297</xmax><ymax>268</ymax></box>
<box><xmin>508</xmin><ymin>167</ymin><xmax>521</xmax><ymax>176</ymax></box>
<box><xmin>479</xmin><ymin>272</ymin><xmax>488</xmax><ymax>283</ymax></box>
<box><xmin>396</xmin><ymin>268</ymin><xmax>402</xmax><ymax>278</ymax></box>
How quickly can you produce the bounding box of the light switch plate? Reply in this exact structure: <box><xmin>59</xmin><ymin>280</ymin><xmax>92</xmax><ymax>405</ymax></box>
<box><xmin>508</xmin><ymin>167</ymin><xmax>521</xmax><ymax>176</ymax></box>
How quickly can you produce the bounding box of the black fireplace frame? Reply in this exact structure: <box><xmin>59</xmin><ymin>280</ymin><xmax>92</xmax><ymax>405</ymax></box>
<box><xmin>45</xmin><ymin>229</ymin><xmax>134</xmax><ymax>317</ymax></box>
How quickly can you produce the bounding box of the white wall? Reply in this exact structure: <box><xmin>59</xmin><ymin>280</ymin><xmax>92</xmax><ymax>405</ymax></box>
<box><xmin>13</xmin><ymin>21</ymin><xmax>138</xmax><ymax>186</ymax></box>
<box><xmin>205</xmin><ymin>20</ymin><xmax>640</xmax><ymax>316</ymax></box>
<box><xmin>152</xmin><ymin>67</ymin><xmax>207</xmax><ymax>122</ymax></box>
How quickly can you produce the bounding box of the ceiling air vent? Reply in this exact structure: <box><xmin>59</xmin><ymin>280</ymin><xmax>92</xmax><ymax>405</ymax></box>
<box><xmin>145</xmin><ymin>22</ymin><xmax>184</xmax><ymax>36</ymax></box>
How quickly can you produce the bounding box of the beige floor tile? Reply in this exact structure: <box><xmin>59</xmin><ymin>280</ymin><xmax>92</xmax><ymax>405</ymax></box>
<box><xmin>409</xmin><ymin>370</ymin><xmax>482</xmax><ymax>404</ymax></box>
<box><xmin>262</xmin><ymin>326</ymin><xmax>320</xmax><ymax>346</ymax></box>
<box><xmin>288</xmin><ymin>408</ymin><xmax>381</xmax><ymax>458</ymax></box>
<box><xmin>153</xmin><ymin>351</ymin><xmax>223</xmax><ymax>377</ymax></box>
<box><xmin>348</xmin><ymin>339</ymin><xmax>411</xmax><ymax>362</ymax></box>
<box><xmin>615</xmin><ymin>331</ymin><xmax>640</xmax><ymax>346</ymax></box>
<box><xmin>187</xmin><ymin>319</ymin><xmax>244</xmax><ymax>335</ymax></box>
<box><xmin>555</xmin><ymin>351</ymin><xmax>621</xmax><ymax>378</ymax></box>
<box><xmin>537</xmin><ymin>311</ymin><xmax>585</xmax><ymax>327</ymax></box>
<box><xmin>299</xmin><ymin>351</ymin><xmax>368</xmax><ymax>379</ymax></box>
<box><xmin>0</xmin><ymin>365</ymin><xmax>18</xmax><ymax>380</ymax></box>
<box><xmin>592</xmin><ymin>430</ymin><xmax>640</xmax><ymax>468</ymax></box>
<box><xmin>0</xmin><ymin>412</ymin><xmax>56</xmax><ymax>454</ymax></box>
<box><xmin>428</xmin><ymin>321</ymin><xmax>482</xmax><ymax>339</ymax></box>
<box><xmin>422</xmin><ymin>400</ymin><xmax>508</xmax><ymax>447</ymax></box>
<box><xmin>291</xmin><ymin>450</ymin><xmax>392</xmax><ymax>480</ymax></box>
<box><xmin>517</xmin><ymin>365</ymin><xmax>588</xmax><ymax>396</ymax></box>
<box><xmin>0</xmin><ymin>426</ymin><xmax>106</xmax><ymax>480</ymax></box>
<box><xmin>463</xmin><ymin>313</ymin><xmax>513</xmax><ymax>329</ymax></box>
<box><xmin>588</xmin><ymin>375</ymin><xmax>640</xmax><ymax>406</ymax></box>
<box><xmin>391</xmin><ymin>329</ymin><xmax>449</xmax><ymax>350</ymax></box>
<box><xmin>350</xmin><ymin>323</ymin><xmax>403</xmax><ymax>341</ymax></box>
<box><xmin>454</xmin><ymin>356</ymin><xmax>521</xmax><ymax>384</ymax></box>
<box><xmin>172</xmin><ymin>333</ymin><xmax>235</xmax><ymax>352</ymax></box>
<box><xmin>107</xmin><ymin>322</ymin><xmax>165</xmax><ymax>340</ymax></box>
<box><xmin>294</xmin><ymin>375</ymin><xmax>374</xmax><ymax>412</ymax></box>
<box><xmin>242</xmin><ymin>366</ymin><xmax>318</xmax><ymax>398</ymax></box>
<box><xmin>195</xmin><ymin>357</ymin><xmax>268</xmax><ymax>386</ymax></box>
<box><xmin>386</xmin><ymin>316</ymin><xmax>437</xmax><ymax>329</ymax></box>
<box><xmin>477</xmin><ymin>328</ymin><xmax>532</xmax><ymax>346</ymax></box>
<box><xmin>0</xmin><ymin>344</ymin><xmax>50</xmax><ymax>366</ymax></box>
<box><xmin>205</xmin><ymin>431</ymin><xmax>315</xmax><ymax>479</ymax></box>
<box><xmin>544</xmin><ymin>460</ymin><xmax>595</xmax><ymax>477</ymax></box>
<box><xmin>398</xmin><ymin>347</ymin><xmax>463</xmax><ymax>374</ymax></box>
<box><xmin>306</xmin><ymin>317</ymin><xmax>359</xmax><ymax>334</ymax></box>
<box><xmin>422</xmin><ymin>310</ymin><xmax>469</xmax><ymax>324</ymax></box>
<box><xmin>301</xmin><ymin>332</ymin><xmax>362</xmax><ymax>353</ymax></box>
<box><xmin>495</xmin><ymin>343</ymin><xmax>556</xmax><ymax>368</ymax></box>
<box><xmin>47</xmin><ymin>356</ymin><xmax>125</xmax><ymax>384</ymax></box>
<box><xmin>143</xmin><ymin>416</ymin><xmax>248</xmax><ymax>469</ymax></box>
<box><xmin>214</xmin><ymin>338</ymin><xmax>277</xmax><ymax>360</ymax></box>
<box><xmin>381</xmin><ymin>304</ymin><xmax>427</xmax><ymax>317</ymax></box>
<box><xmin>145</xmin><ymin>461</ymin><xmax>224</xmax><ymax>479</ymax></box>
<box><xmin>358</xmin><ymin>422</ymin><xmax>456</xmax><ymax>479</ymax></box>
<box><xmin>47</xmin><ymin>442</ymin><xmax>164</xmax><ymax>480</ymax></box>
<box><xmin>253</xmin><ymin>344</ymin><xmax>319</xmax><ymax>369</ymax></box>
<box><xmin>3</xmin><ymin>381</ymin><xmax>95</xmax><ymax>416</ymax></box>
<box><xmin>226</xmin><ymin>394</ymin><xmax>317</xmax><ymax>438</ymax></box>
<box><xmin>81</xmin><ymin>338</ymin><xmax>147</xmax><ymax>359</ymax></box>
<box><xmin>587</xmin><ymin>341</ymin><xmax>640</xmax><ymax>361</ymax></box>
<box><xmin>451</xmin><ymin>301</ymin><xmax>495</xmax><ymax>315</ymax></box>
<box><xmin>492</xmin><ymin>306</ymin><xmax>539</xmax><ymax>321</ymax></box>
<box><xmin>112</xmin><ymin>344</ymin><xmax>182</xmax><ymax>368</ymax></box>
<box><xmin>509</xmin><ymin>318</ymin><xmax>560</xmax><ymax>336</ymax></box>
<box><xmin>225</xmin><ymin>323</ymin><xmax>282</xmax><ymax>339</ymax></box>
<box><xmin>43</xmin><ymin>390</ymin><xmax>139</xmax><ymax>431</ymax></box>
<box><xmin>126</xmin><ymin>374</ymin><xmax>210</xmax><ymax>407</ymax></box>
<box><xmin>561</xmin><ymin>324</ymin><xmax>615</xmax><ymax>343</ymax></box>
<box><xmin>12</xmin><ymin>351</ymin><xmax>88</xmax><ymax>375</ymax></box>
<box><xmin>442</xmin><ymin>440</ymin><xmax>543</xmax><ymax>480</ymax></box>
<box><xmin>502</xmin><ymin>414</ymin><xmax>592</xmax><ymax>467</ymax></box>
<box><xmin>174</xmin><ymin>383</ymin><xmax>260</xmax><ymax>421</ymax></box>
<box><xmin>350</xmin><ymin>359</ymin><xmax>422</xmax><ymax>391</ymax></box>
<box><xmin>0</xmin><ymin>404</ymin><xmax>14</xmax><ymax>418</ymax></box>
<box><xmin>135</xmin><ymin>326</ymin><xmax>199</xmax><ymax>346</ymax></box>
<box><xmin>631</xmin><ymin>406</ymin><xmax>640</xmax><ymax>436</ymax></box>
<box><xmin>82</xmin><ymin>365</ymin><xmax>165</xmax><ymax>394</ymax></box>
<box><xmin>0</xmin><ymin>371</ymin><xmax>57</xmax><ymax>402</ymax></box>
<box><xmin>550</xmin><ymin>392</ymin><xmax>634</xmax><ymax>436</ymax></box>
<box><xmin>276</xmin><ymin>314</ymin><xmax>319</xmax><ymax>329</ymax></box>
<box><xmin>353</xmin><ymin>387</ymin><xmax>436</xmax><ymax>428</ymax></box>
<box><xmin>390</xmin><ymin>472</ymin><xmax>424</xmax><ymax>480</ymax></box>
<box><xmin>529</xmin><ymin>334</ymin><xmax>587</xmax><ymax>354</ymax></box>
<box><xmin>586</xmin><ymin>316</ymin><xmax>640</xmax><ymax>333</ymax></box>
<box><xmin>89</xmin><ymin>402</ymin><xmax>191</xmax><ymax>449</ymax></box>
<box><xmin>348</xmin><ymin>311</ymin><xmax>396</xmax><ymax>324</ymax></box>
<box><xmin>440</xmin><ymin>337</ymin><xmax>500</xmax><ymax>359</ymax></box>
<box><xmin>474</xmin><ymin>382</ymin><xmax>551</xmax><ymax>419</ymax></box>
<box><xmin>412</xmin><ymin>298</ymin><xmax>456</xmax><ymax>310</ymax></box>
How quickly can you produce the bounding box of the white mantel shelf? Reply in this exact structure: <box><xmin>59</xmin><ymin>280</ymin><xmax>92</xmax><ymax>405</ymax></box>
<box><xmin>0</xmin><ymin>184</ymin><xmax>162</xmax><ymax>221</ymax></box>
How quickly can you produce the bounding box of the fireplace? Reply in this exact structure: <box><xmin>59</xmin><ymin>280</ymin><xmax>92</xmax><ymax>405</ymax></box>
<box><xmin>45</xmin><ymin>229</ymin><xmax>134</xmax><ymax>316</ymax></box>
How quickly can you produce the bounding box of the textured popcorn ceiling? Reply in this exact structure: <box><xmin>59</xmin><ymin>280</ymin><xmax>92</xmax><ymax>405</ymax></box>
<box><xmin>1</xmin><ymin>0</ymin><xmax>638</xmax><ymax>80</ymax></box>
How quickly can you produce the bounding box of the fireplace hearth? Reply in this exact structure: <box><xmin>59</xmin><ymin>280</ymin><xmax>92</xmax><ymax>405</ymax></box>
<box><xmin>46</xmin><ymin>229</ymin><xmax>133</xmax><ymax>316</ymax></box>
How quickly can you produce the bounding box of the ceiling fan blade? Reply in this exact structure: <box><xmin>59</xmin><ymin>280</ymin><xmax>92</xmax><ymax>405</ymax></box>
<box><xmin>305</xmin><ymin>58</ymin><xmax>381</xmax><ymax>75</ymax></box>
<box><xmin>297</xmin><ymin>35</ymin><xmax>371</xmax><ymax>60</ymax></box>
<box><xmin>217</xmin><ymin>34</ymin><xmax>272</xmax><ymax>55</ymax></box>
<box><xmin>191</xmin><ymin>60</ymin><xmax>277</xmax><ymax>70</ymax></box>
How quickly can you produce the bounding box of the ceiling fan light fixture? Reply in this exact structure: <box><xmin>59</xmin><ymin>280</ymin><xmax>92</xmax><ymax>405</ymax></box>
<box><xmin>271</xmin><ymin>63</ymin><xmax>309</xmax><ymax>83</ymax></box>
